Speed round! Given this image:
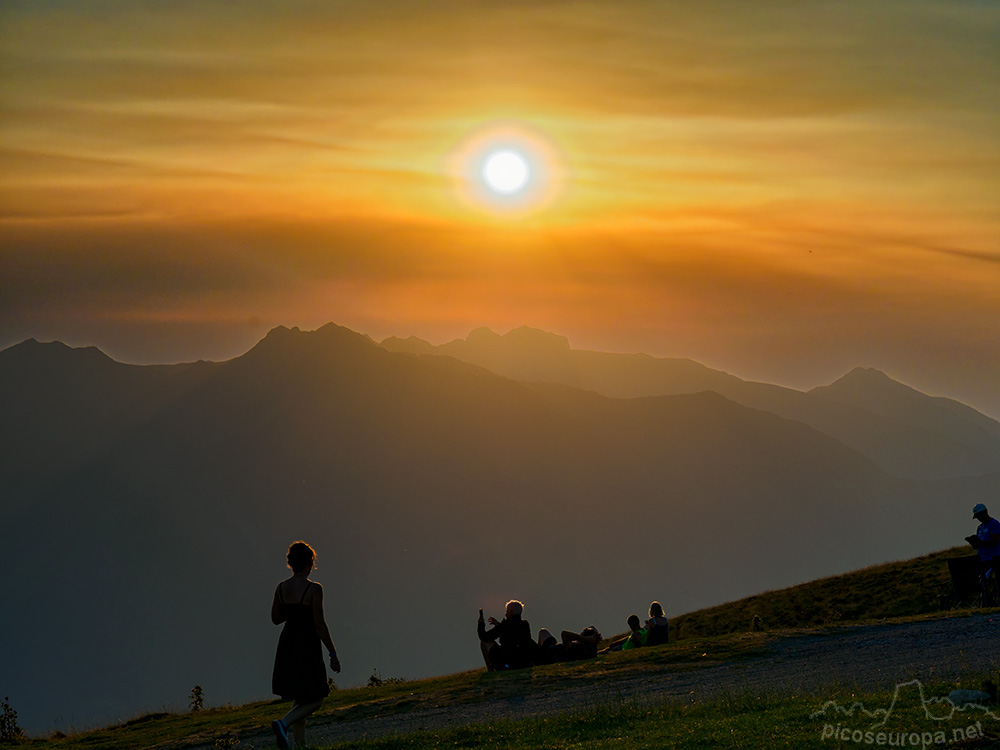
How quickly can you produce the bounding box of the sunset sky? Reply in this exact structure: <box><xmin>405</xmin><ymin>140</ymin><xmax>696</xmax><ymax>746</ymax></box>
<box><xmin>2</xmin><ymin>0</ymin><xmax>999</xmax><ymax>417</ymax></box>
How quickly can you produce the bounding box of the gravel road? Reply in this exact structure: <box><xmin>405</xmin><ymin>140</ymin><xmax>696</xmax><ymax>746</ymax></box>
<box><xmin>185</xmin><ymin>613</ymin><xmax>1000</xmax><ymax>749</ymax></box>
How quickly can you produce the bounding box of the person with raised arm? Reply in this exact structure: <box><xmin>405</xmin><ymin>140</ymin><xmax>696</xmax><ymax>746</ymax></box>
<box><xmin>478</xmin><ymin>599</ymin><xmax>533</xmax><ymax>671</ymax></box>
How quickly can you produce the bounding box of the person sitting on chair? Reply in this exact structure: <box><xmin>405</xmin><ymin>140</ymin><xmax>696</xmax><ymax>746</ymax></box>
<box><xmin>967</xmin><ymin>503</ymin><xmax>1000</xmax><ymax>605</ymax></box>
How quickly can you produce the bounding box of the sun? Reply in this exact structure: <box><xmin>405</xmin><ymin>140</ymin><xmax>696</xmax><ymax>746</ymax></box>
<box><xmin>447</xmin><ymin>122</ymin><xmax>562</xmax><ymax>216</ymax></box>
<box><xmin>482</xmin><ymin>149</ymin><xmax>530</xmax><ymax>195</ymax></box>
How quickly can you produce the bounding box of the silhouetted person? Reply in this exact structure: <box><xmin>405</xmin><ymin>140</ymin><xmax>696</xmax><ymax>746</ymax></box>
<box><xmin>533</xmin><ymin>627</ymin><xmax>567</xmax><ymax>664</ymax></box>
<box><xmin>967</xmin><ymin>503</ymin><xmax>1000</xmax><ymax>604</ymax></box>
<box><xmin>271</xmin><ymin>541</ymin><xmax>340</xmax><ymax>749</ymax></box>
<box><xmin>620</xmin><ymin>614</ymin><xmax>647</xmax><ymax>650</ymax></box>
<box><xmin>601</xmin><ymin>615</ymin><xmax>647</xmax><ymax>653</ymax></box>
<box><xmin>478</xmin><ymin>600</ymin><xmax>532</xmax><ymax>671</ymax></box>
<box><xmin>560</xmin><ymin>626</ymin><xmax>602</xmax><ymax>661</ymax></box>
<box><xmin>645</xmin><ymin>601</ymin><xmax>669</xmax><ymax>646</ymax></box>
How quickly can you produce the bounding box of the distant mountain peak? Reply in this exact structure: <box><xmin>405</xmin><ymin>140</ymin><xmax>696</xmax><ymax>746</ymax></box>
<box><xmin>822</xmin><ymin>367</ymin><xmax>915</xmax><ymax>396</ymax></box>
<box><xmin>378</xmin><ymin>335</ymin><xmax>435</xmax><ymax>356</ymax></box>
<box><xmin>466</xmin><ymin>327</ymin><xmax>502</xmax><ymax>343</ymax></box>
<box><xmin>840</xmin><ymin>366</ymin><xmax>893</xmax><ymax>382</ymax></box>
<box><xmin>1</xmin><ymin>337</ymin><xmax>116</xmax><ymax>367</ymax></box>
<box><xmin>463</xmin><ymin>325</ymin><xmax>571</xmax><ymax>353</ymax></box>
<box><xmin>504</xmin><ymin>326</ymin><xmax>571</xmax><ymax>351</ymax></box>
<box><xmin>259</xmin><ymin>322</ymin><xmax>372</xmax><ymax>344</ymax></box>
<box><xmin>243</xmin><ymin>322</ymin><xmax>377</xmax><ymax>363</ymax></box>
<box><xmin>261</xmin><ymin>325</ymin><xmax>299</xmax><ymax>340</ymax></box>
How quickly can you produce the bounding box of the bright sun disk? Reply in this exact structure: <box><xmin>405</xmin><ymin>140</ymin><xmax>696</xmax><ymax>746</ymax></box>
<box><xmin>482</xmin><ymin>149</ymin><xmax>530</xmax><ymax>195</ymax></box>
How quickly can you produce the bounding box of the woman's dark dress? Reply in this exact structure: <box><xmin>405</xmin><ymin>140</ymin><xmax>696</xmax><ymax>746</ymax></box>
<box><xmin>271</xmin><ymin>581</ymin><xmax>330</xmax><ymax>701</ymax></box>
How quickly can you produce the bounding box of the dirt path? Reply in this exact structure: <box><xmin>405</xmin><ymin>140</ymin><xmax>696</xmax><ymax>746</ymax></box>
<box><xmin>187</xmin><ymin>613</ymin><xmax>1000</xmax><ymax>749</ymax></box>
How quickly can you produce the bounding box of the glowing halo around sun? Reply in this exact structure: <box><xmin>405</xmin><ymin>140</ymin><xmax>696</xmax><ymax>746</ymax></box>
<box><xmin>447</xmin><ymin>122</ymin><xmax>563</xmax><ymax>216</ymax></box>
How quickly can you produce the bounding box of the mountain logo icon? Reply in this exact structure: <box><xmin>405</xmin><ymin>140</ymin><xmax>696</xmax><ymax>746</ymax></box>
<box><xmin>811</xmin><ymin>679</ymin><xmax>997</xmax><ymax>746</ymax></box>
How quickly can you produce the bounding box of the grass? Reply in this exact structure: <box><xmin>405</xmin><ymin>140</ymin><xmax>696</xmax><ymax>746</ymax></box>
<box><xmin>29</xmin><ymin>671</ymin><xmax>998</xmax><ymax>750</ymax></box>
<box><xmin>328</xmin><ymin>692</ymin><xmax>823</xmax><ymax>749</ymax></box>
<box><xmin>668</xmin><ymin>546</ymin><xmax>967</xmax><ymax>640</ymax></box>
<box><xmin>17</xmin><ymin>545</ymin><xmax>997</xmax><ymax>749</ymax></box>
<box><xmin>324</xmin><ymin>676</ymin><xmax>1000</xmax><ymax>750</ymax></box>
<box><xmin>11</xmin><ymin>632</ymin><xmax>776</xmax><ymax>749</ymax></box>
<box><xmin>20</xmin><ymin>631</ymin><xmax>999</xmax><ymax>750</ymax></box>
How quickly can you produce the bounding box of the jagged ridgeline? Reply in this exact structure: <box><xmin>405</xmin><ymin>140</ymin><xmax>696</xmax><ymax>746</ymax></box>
<box><xmin>2</xmin><ymin>323</ymin><xmax>998</xmax><ymax>736</ymax></box>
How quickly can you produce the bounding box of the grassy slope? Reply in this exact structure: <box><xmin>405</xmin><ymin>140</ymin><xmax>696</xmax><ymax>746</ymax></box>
<box><xmin>667</xmin><ymin>546</ymin><xmax>967</xmax><ymax>640</ymax></box>
<box><xmin>18</xmin><ymin>634</ymin><xmax>773</xmax><ymax>749</ymax></box>
<box><xmin>20</xmin><ymin>546</ymin><xmax>994</xmax><ymax>750</ymax></box>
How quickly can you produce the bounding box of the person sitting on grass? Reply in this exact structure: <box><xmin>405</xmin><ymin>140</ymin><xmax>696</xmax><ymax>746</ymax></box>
<box><xmin>621</xmin><ymin>614</ymin><xmax>647</xmax><ymax>650</ymax></box>
<box><xmin>533</xmin><ymin>628</ymin><xmax>565</xmax><ymax>665</ymax></box>
<box><xmin>478</xmin><ymin>600</ymin><xmax>533</xmax><ymax>671</ymax></box>
<box><xmin>560</xmin><ymin>626</ymin><xmax>602</xmax><ymax>661</ymax></box>
<box><xmin>599</xmin><ymin>615</ymin><xmax>647</xmax><ymax>653</ymax></box>
<box><xmin>645</xmin><ymin>601</ymin><xmax>669</xmax><ymax>646</ymax></box>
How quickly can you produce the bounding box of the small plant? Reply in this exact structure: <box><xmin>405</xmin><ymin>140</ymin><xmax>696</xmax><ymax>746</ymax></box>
<box><xmin>751</xmin><ymin>615</ymin><xmax>763</xmax><ymax>632</ymax></box>
<box><xmin>189</xmin><ymin>685</ymin><xmax>205</xmax><ymax>712</ymax></box>
<box><xmin>367</xmin><ymin>669</ymin><xmax>405</xmax><ymax>688</ymax></box>
<box><xmin>0</xmin><ymin>696</ymin><xmax>24</xmax><ymax>743</ymax></box>
<box><xmin>214</xmin><ymin>731</ymin><xmax>243</xmax><ymax>749</ymax></box>
<box><xmin>327</xmin><ymin>677</ymin><xmax>338</xmax><ymax>692</ymax></box>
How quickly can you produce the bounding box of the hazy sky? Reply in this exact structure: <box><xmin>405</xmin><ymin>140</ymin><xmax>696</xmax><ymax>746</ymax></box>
<box><xmin>2</xmin><ymin>0</ymin><xmax>999</xmax><ymax>417</ymax></box>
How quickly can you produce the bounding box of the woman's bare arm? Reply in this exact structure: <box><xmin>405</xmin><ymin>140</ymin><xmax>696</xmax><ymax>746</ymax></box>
<box><xmin>311</xmin><ymin>583</ymin><xmax>341</xmax><ymax>672</ymax></box>
<box><xmin>271</xmin><ymin>584</ymin><xmax>286</xmax><ymax>625</ymax></box>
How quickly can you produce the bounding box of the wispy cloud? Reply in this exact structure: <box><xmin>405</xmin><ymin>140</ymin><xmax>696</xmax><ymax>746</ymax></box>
<box><xmin>1</xmin><ymin>0</ymin><xmax>998</xmax><ymax>414</ymax></box>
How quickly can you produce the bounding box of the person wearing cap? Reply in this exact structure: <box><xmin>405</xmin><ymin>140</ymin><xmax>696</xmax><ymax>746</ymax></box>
<box><xmin>966</xmin><ymin>503</ymin><xmax>1000</xmax><ymax>605</ymax></box>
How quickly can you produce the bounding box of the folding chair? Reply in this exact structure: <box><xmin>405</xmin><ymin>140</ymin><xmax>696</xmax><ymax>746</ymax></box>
<box><xmin>983</xmin><ymin>563</ymin><xmax>999</xmax><ymax>607</ymax></box>
<box><xmin>939</xmin><ymin>556</ymin><xmax>986</xmax><ymax>610</ymax></box>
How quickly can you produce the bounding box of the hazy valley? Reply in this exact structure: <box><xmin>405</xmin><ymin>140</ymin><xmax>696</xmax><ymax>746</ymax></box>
<box><xmin>2</xmin><ymin>323</ymin><xmax>997</xmax><ymax>736</ymax></box>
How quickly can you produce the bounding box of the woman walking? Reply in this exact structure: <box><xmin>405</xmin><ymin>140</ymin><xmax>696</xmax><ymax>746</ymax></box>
<box><xmin>270</xmin><ymin>541</ymin><xmax>341</xmax><ymax>749</ymax></box>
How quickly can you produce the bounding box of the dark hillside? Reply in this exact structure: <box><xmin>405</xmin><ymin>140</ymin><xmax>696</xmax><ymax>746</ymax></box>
<box><xmin>0</xmin><ymin>338</ymin><xmax>217</xmax><ymax>505</ymax></box>
<box><xmin>0</xmin><ymin>324</ymin><xmax>990</xmax><ymax>736</ymax></box>
<box><xmin>669</xmin><ymin>546</ymin><xmax>970</xmax><ymax>639</ymax></box>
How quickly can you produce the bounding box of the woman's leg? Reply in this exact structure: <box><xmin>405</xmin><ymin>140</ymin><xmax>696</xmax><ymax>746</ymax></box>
<box><xmin>282</xmin><ymin>699</ymin><xmax>323</xmax><ymax>747</ymax></box>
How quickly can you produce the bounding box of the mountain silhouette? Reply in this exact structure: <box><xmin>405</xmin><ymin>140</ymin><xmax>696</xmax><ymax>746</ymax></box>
<box><xmin>381</xmin><ymin>327</ymin><xmax>1000</xmax><ymax>479</ymax></box>
<box><xmin>2</xmin><ymin>323</ymin><xmax>998</xmax><ymax>735</ymax></box>
<box><xmin>812</xmin><ymin>367</ymin><xmax>1000</xmax><ymax>456</ymax></box>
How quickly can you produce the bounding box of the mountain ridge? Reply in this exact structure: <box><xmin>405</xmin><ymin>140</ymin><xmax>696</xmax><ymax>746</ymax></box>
<box><xmin>1</xmin><ymin>323</ymin><xmax>996</xmax><ymax>735</ymax></box>
<box><xmin>380</xmin><ymin>326</ymin><xmax>1000</xmax><ymax>479</ymax></box>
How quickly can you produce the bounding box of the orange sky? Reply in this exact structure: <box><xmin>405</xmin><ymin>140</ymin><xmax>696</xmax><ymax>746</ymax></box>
<box><xmin>2</xmin><ymin>1</ymin><xmax>999</xmax><ymax>417</ymax></box>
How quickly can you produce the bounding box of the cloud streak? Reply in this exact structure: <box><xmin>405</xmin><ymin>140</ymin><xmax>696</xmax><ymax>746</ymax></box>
<box><xmin>1</xmin><ymin>0</ymin><xmax>998</xmax><ymax>415</ymax></box>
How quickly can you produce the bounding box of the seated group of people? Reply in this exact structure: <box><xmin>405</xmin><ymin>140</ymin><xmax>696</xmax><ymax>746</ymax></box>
<box><xmin>600</xmin><ymin>602</ymin><xmax>669</xmax><ymax>653</ymax></box>
<box><xmin>477</xmin><ymin>599</ymin><xmax>668</xmax><ymax>672</ymax></box>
